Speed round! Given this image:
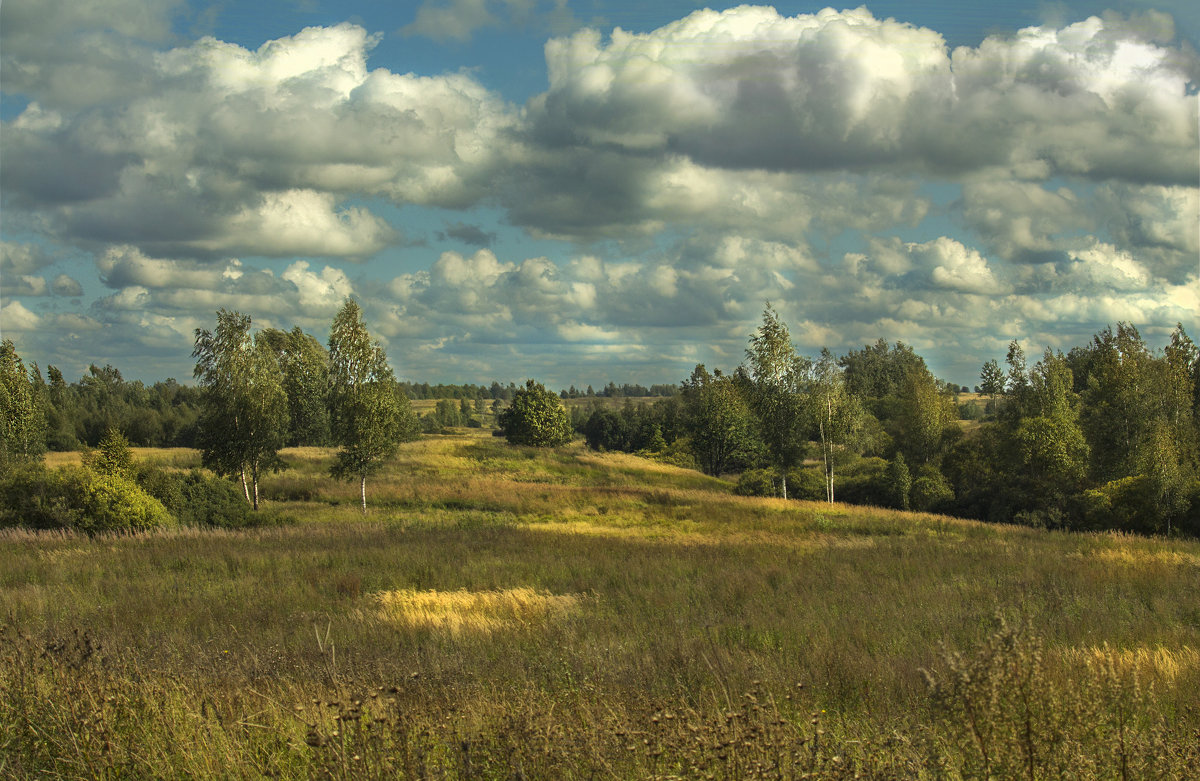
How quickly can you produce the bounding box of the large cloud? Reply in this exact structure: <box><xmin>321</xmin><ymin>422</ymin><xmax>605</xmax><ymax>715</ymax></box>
<box><xmin>528</xmin><ymin>7</ymin><xmax>1198</xmax><ymax>182</ymax></box>
<box><xmin>2</xmin><ymin>23</ymin><xmax>516</xmax><ymax>260</ymax></box>
<box><xmin>1</xmin><ymin>6</ymin><xmax>1197</xmax><ymax>386</ymax></box>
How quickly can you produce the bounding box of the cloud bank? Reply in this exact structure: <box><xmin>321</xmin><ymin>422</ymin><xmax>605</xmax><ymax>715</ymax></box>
<box><xmin>1</xmin><ymin>4</ymin><xmax>1196</xmax><ymax>384</ymax></box>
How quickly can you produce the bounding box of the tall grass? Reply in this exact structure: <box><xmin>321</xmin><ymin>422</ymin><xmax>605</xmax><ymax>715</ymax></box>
<box><xmin>3</xmin><ymin>430</ymin><xmax>1198</xmax><ymax>777</ymax></box>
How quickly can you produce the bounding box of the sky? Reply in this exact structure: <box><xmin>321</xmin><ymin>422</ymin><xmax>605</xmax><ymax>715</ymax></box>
<box><xmin>1</xmin><ymin>1</ymin><xmax>1197</xmax><ymax>389</ymax></box>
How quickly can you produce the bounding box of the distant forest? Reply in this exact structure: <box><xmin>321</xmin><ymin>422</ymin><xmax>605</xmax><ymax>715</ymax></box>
<box><xmin>0</xmin><ymin>354</ymin><xmax>671</xmax><ymax>452</ymax></box>
<box><xmin>3</xmin><ymin>306</ymin><xmax>1197</xmax><ymax>537</ymax></box>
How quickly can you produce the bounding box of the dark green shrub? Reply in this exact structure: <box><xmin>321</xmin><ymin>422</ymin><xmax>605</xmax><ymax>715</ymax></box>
<box><xmin>833</xmin><ymin>457</ymin><xmax>889</xmax><ymax>505</ymax></box>
<box><xmin>498</xmin><ymin>380</ymin><xmax>573</xmax><ymax>447</ymax></box>
<box><xmin>788</xmin><ymin>466</ymin><xmax>826</xmax><ymax>500</ymax></box>
<box><xmin>734</xmin><ymin>468</ymin><xmax>777</xmax><ymax>497</ymax></box>
<box><xmin>133</xmin><ymin>463</ymin><xmax>185</xmax><ymax>511</ymax></box>
<box><xmin>911</xmin><ymin>466</ymin><xmax>954</xmax><ymax>512</ymax></box>
<box><xmin>884</xmin><ymin>453</ymin><xmax>912</xmax><ymax>509</ymax></box>
<box><xmin>0</xmin><ymin>464</ymin><xmax>173</xmax><ymax>533</ymax></box>
<box><xmin>734</xmin><ymin>467</ymin><xmax>822</xmax><ymax>499</ymax></box>
<box><xmin>179</xmin><ymin>470</ymin><xmax>254</xmax><ymax>528</ymax></box>
<box><xmin>0</xmin><ymin>463</ymin><xmax>78</xmax><ymax>529</ymax></box>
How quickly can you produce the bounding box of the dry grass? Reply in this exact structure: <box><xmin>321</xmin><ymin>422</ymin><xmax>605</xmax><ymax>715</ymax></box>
<box><xmin>5</xmin><ymin>429</ymin><xmax>1200</xmax><ymax>778</ymax></box>
<box><xmin>1062</xmin><ymin>644</ymin><xmax>1200</xmax><ymax>682</ymax></box>
<box><xmin>370</xmin><ymin>587</ymin><xmax>582</xmax><ymax>635</ymax></box>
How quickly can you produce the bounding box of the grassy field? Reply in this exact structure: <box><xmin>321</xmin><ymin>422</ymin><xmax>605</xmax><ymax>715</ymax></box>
<box><xmin>3</xmin><ymin>430</ymin><xmax>1199</xmax><ymax>778</ymax></box>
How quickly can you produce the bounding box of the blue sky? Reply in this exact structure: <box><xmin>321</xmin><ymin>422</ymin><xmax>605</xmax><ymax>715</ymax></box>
<box><xmin>1</xmin><ymin>0</ymin><xmax>1197</xmax><ymax>388</ymax></box>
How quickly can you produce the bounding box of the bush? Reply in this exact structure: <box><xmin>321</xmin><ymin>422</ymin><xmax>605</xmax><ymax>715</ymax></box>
<box><xmin>498</xmin><ymin>380</ymin><xmax>573</xmax><ymax>447</ymax></box>
<box><xmin>734</xmin><ymin>467</ymin><xmax>822</xmax><ymax>500</ymax></box>
<box><xmin>134</xmin><ymin>464</ymin><xmax>253</xmax><ymax>528</ymax></box>
<box><xmin>884</xmin><ymin>454</ymin><xmax>912</xmax><ymax>509</ymax></box>
<box><xmin>832</xmin><ymin>457</ymin><xmax>889</xmax><ymax>505</ymax></box>
<box><xmin>911</xmin><ymin>466</ymin><xmax>954</xmax><ymax>512</ymax></box>
<box><xmin>734</xmin><ymin>468</ymin><xmax>777</xmax><ymax>497</ymax></box>
<box><xmin>0</xmin><ymin>464</ymin><xmax>174</xmax><ymax>533</ymax></box>
<box><xmin>179</xmin><ymin>471</ymin><xmax>254</xmax><ymax>528</ymax></box>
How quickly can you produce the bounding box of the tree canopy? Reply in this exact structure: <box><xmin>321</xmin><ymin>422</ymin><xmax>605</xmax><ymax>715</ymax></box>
<box><xmin>327</xmin><ymin>299</ymin><xmax>419</xmax><ymax>511</ymax></box>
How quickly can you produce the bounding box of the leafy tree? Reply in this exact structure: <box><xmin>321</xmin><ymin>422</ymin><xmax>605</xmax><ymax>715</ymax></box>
<box><xmin>840</xmin><ymin>338</ymin><xmax>928</xmax><ymax>401</ymax></box>
<box><xmin>897</xmin><ymin>366</ymin><xmax>957</xmax><ymax>467</ymax></box>
<box><xmin>885</xmin><ymin>453</ymin><xmax>912</xmax><ymax>510</ymax></box>
<box><xmin>498</xmin><ymin>380</ymin><xmax>573</xmax><ymax>447</ymax></box>
<box><xmin>328</xmin><ymin>299</ymin><xmax>419</xmax><ymax>512</ymax></box>
<box><xmin>979</xmin><ymin>359</ymin><xmax>1004</xmax><ymax>416</ymax></box>
<box><xmin>581</xmin><ymin>407</ymin><xmax>629</xmax><ymax>451</ymax></box>
<box><xmin>193</xmin><ymin>310</ymin><xmax>289</xmax><ymax>509</ymax></box>
<box><xmin>422</xmin><ymin>398</ymin><xmax>464</xmax><ymax>432</ymax></box>
<box><xmin>85</xmin><ymin>428</ymin><xmax>135</xmax><ymax>477</ymax></box>
<box><xmin>810</xmin><ymin>348</ymin><xmax>873</xmax><ymax>503</ymax></box>
<box><xmin>1001</xmin><ymin>340</ymin><xmax>1032</xmax><ymax>426</ymax></box>
<box><xmin>0</xmin><ymin>339</ymin><xmax>45</xmax><ymax>464</ymax></box>
<box><xmin>910</xmin><ymin>466</ymin><xmax>954</xmax><ymax>512</ymax></box>
<box><xmin>679</xmin><ymin>364</ymin><xmax>756</xmax><ymax>476</ymax></box>
<box><xmin>743</xmin><ymin>305</ymin><xmax>811</xmax><ymax>499</ymax></box>
<box><xmin>261</xmin><ymin>327</ymin><xmax>332</xmax><ymax>446</ymax></box>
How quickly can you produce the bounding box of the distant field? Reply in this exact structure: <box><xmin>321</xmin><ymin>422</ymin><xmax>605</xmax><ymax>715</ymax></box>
<box><xmin>4</xmin><ymin>431</ymin><xmax>1198</xmax><ymax>778</ymax></box>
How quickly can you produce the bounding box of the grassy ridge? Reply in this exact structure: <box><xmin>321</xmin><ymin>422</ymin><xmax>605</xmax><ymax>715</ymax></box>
<box><xmin>3</xmin><ymin>430</ymin><xmax>1199</xmax><ymax>777</ymax></box>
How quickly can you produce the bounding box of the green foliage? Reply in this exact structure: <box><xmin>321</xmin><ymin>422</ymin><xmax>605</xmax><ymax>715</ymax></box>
<box><xmin>0</xmin><ymin>464</ymin><xmax>173</xmax><ymax>533</ymax></box>
<box><xmin>733</xmin><ymin>466</ymin><xmax>823</xmax><ymax>499</ymax></box>
<box><xmin>134</xmin><ymin>465</ymin><xmax>254</xmax><ymax>528</ymax></box>
<box><xmin>1</xmin><ymin>339</ymin><xmax>46</xmax><ymax>464</ymax></box>
<box><xmin>194</xmin><ymin>310</ymin><xmax>290</xmax><ymax>508</ymax></box>
<box><xmin>83</xmin><ymin>428</ymin><xmax>134</xmax><ymax>477</ymax></box>
<box><xmin>328</xmin><ymin>300</ymin><xmax>419</xmax><ymax>510</ymax></box>
<box><xmin>578</xmin><ymin>398</ymin><xmax>683</xmax><ymax>456</ymax></box>
<box><xmin>261</xmin><ymin>327</ymin><xmax>332</xmax><ymax>446</ymax></box>
<box><xmin>809</xmin><ymin>348</ymin><xmax>875</xmax><ymax>503</ymax></box>
<box><xmin>680</xmin><ymin>364</ymin><xmax>757</xmax><ymax>475</ymax></box>
<box><xmin>498</xmin><ymin>380</ymin><xmax>573</xmax><ymax>447</ymax></box>
<box><xmin>979</xmin><ymin>358</ymin><xmax>1004</xmax><ymax>403</ymax></box>
<box><xmin>828</xmin><ymin>456</ymin><xmax>890</xmax><ymax>506</ymax></box>
<box><xmin>733</xmin><ymin>467</ymin><xmax>779</xmax><ymax>497</ymax></box>
<box><xmin>743</xmin><ymin>304</ymin><xmax>811</xmax><ymax>498</ymax></box>
<box><xmin>897</xmin><ymin>366</ymin><xmax>957</xmax><ymax>467</ymax></box>
<box><xmin>910</xmin><ymin>466</ymin><xmax>954</xmax><ymax>512</ymax></box>
<box><xmin>43</xmin><ymin>364</ymin><xmax>201</xmax><ymax>449</ymax></box>
<box><xmin>840</xmin><ymin>338</ymin><xmax>929</xmax><ymax>400</ymax></box>
<box><xmin>885</xmin><ymin>453</ymin><xmax>912</xmax><ymax>510</ymax></box>
<box><xmin>422</xmin><ymin>398</ymin><xmax>466</xmax><ymax>433</ymax></box>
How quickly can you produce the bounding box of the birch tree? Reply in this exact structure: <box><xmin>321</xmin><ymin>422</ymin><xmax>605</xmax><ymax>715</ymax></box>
<box><xmin>327</xmin><ymin>300</ymin><xmax>418</xmax><ymax>512</ymax></box>
<box><xmin>193</xmin><ymin>310</ymin><xmax>288</xmax><ymax>509</ymax></box>
<box><xmin>743</xmin><ymin>304</ymin><xmax>811</xmax><ymax>499</ymax></box>
<box><xmin>810</xmin><ymin>348</ymin><xmax>870</xmax><ymax>504</ymax></box>
<box><xmin>680</xmin><ymin>364</ymin><xmax>755</xmax><ymax>476</ymax></box>
<box><xmin>0</xmin><ymin>339</ymin><xmax>45</xmax><ymax>464</ymax></box>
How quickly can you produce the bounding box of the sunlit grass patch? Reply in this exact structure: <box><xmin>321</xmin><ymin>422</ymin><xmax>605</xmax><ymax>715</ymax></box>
<box><xmin>1061</xmin><ymin>644</ymin><xmax>1200</xmax><ymax>683</ymax></box>
<box><xmin>1087</xmin><ymin>547</ymin><xmax>1200</xmax><ymax>570</ymax></box>
<box><xmin>43</xmin><ymin>447</ymin><xmax>202</xmax><ymax>470</ymax></box>
<box><xmin>370</xmin><ymin>587</ymin><xmax>582</xmax><ymax>635</ymax></box>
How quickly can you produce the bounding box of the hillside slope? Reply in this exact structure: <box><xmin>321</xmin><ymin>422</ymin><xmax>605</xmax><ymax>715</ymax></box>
<box><xmin>4</xmin><ymin>430</ymin><xmax>1199</xmax><ymax>777</ymax></box>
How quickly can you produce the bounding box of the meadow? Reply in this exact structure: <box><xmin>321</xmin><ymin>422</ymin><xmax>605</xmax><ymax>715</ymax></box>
<box><xmin>3</xmin><ymin>429</ymin><xmax>1199</xmax><ymax>778</ymax></box>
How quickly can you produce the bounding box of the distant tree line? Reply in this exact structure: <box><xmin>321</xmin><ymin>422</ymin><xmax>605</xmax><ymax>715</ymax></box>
<box><xmin>4</xmin><ymin>305</ymin><xmax>1197</xmax><ymax>536</ymax></box>
<box><xmin>560</xmin><ymin>382</ymin><xmax>678</xmax><ymax>399</ymax></box>
<box><xmin>573</xmin><ymin>307</ymin><xmax>1200</xmax><ymax>537</ymax></box>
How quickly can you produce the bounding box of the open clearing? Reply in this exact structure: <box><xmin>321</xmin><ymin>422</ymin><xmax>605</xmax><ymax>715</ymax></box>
<box><xmin>3</xmin><ymin>429</ymin><xmax>1199</xmax><ymax>778</ymax></box>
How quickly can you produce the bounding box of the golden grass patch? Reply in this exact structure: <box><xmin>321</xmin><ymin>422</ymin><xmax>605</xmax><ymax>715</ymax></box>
<box><xmin>369</xmin><ymin>587</ymin><xmax>582</xmax><ymax>635</ymax></box>
<box><xmin>1062</xmin><ymin>644</ymin><xmax>1200</xmax><ymax>683</ymax></box>
<box><xmin>1088</xmin><ymin>547</ymin><xmax>1200</xmax><ymax>569</ymax></box>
